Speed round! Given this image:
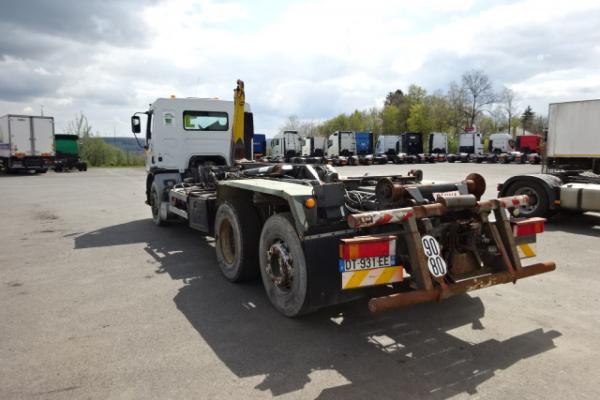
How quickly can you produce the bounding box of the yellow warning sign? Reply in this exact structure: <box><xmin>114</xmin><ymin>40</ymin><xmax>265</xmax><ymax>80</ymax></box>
<box><xmin>342</xmin><ymin>266</ymin><xmax>403</xmax><ymax>290</ymax></box>
<box><xmin>517</xmin><ymin>243</ymin><xmax>536</xmax><ymax>258</ymax></box>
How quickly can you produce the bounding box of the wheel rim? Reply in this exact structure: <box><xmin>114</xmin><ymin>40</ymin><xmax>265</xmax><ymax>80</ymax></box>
<box><xmin>265</xmin><ymin>240</ymin><xmax>294</xmax><ymax>291</ymax></box>
<box><xmin>514</xmin><ymin>186</ymin><xmax>538</xmax><ymax>214</ymax></box>
<box><xmin>219</xmin><ymin>219</ymin><xmax>236</xmax><ymax>265</ymax></box>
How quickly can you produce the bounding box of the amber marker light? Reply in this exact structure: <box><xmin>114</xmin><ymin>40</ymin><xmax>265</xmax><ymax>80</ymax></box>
<box><xmin>305</xmin><ymin>198</ymin><xmax>316</xmax><ymax>208</ymax></box>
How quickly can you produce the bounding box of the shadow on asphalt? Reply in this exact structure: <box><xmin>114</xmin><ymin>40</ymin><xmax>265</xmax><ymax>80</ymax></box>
<box><xmin>75</xmin><ymin>220</ymin><xmax>561</xmax><ymax>399</ymax></box>
<box><xmin>546</xmin><ymin>212</ymin><xmax>600</xmax><ymax>237</ymax></box>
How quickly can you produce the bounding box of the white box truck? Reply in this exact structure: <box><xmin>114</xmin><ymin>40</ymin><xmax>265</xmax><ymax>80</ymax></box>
<box><xmin>499</xmin><ymin>99</ymin><xmax>600</xmax><ymax>216</ymax></box>
<box><xmin>0</xmin><ymin>115</ymin><xmax>54</xmax><ymax>173</ymax></box>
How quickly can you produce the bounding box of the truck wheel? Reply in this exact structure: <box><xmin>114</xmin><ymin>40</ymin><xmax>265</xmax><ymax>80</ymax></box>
<box><xmin>150</xmin><ymin>184</ymin><xmax>168</xmax><ymax>226</ymax></box>
<box><xmin>259</xmin><ymin>213</ymin><xmax>309</xmax><ymax>317</ymax></box>
<box><xmin>214</xmin><ymin>201</ymin><xmax>260</xmax><ymax>282</ymax></box>
<box><xmin>505</xmin><ymin>181</ymin><xmax>549</xmax><ymax>218</ymax></box>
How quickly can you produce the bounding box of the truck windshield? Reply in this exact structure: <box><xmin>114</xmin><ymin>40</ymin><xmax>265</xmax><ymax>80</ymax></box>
<box><xmin>183</xmin><ymin>111</ymin><xmax>228</xmax><ymax>131</ymax></box>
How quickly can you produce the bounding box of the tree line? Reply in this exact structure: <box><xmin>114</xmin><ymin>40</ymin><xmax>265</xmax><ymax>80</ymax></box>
<box><xmin>66</xmin><ymin>113</ymin><xmax>145</xmax><ymax>167</ymax></box>
<box><xmin>281</xmin><ymin>69</ymin><xmax>547</xmax><ymax>148</ymax></box>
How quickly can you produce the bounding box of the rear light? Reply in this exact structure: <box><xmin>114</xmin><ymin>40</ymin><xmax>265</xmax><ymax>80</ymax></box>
<box><xmin>512</xmin><ymin>217</ymin><xmax>545</xmax><ymax>237</ymax></box>
<box><xmin>339</xmin><ymin>236</ymin><xmax>396</xmax><ymax>260</ymax></box>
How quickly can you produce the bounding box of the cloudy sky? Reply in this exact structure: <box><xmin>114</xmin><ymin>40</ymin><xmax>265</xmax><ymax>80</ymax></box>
<box><xmin>1</xmin><ymin>0</ymin><xmax>600</xmax><ymax>136</ymax></box>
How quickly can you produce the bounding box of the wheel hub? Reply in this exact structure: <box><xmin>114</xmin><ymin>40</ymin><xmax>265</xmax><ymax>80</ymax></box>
<box><xmin>514</xmin><ymin>187</ymin><xmax>538</xmax><ymax>213</ymax></box>
<box><xmin>266</xmin><ymin>241</ymin><xmax>294</xmax><ymax>290</ymax></box>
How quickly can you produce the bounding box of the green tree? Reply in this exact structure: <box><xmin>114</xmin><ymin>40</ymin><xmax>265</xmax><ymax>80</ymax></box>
<box><xmin>520</xmin><ymin>105</ymin><xmax>535</xmax><ymax>133</ymax></box>
<box><xmin>407</xmin><ymin>102</ymin><xmax>431</xmax><ymax>133</ymax></box>
<box><xmin>380</xmin><ymin>105</ymin><xmax>401</xmax><ymax>134</ymax></box>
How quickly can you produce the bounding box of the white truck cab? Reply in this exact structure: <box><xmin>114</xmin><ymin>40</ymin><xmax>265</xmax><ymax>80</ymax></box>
<box><xmin>267</xmin><ymin>130</ymin><xmax>302</xmax><ymax>160</ymax></box>
<box><xmin>488</xmin><ymin>133</ymin><xmax>514</xmax><ymax>154</ymax></box>
<box><xmin>134</xmin><ymin>97</ymin><xmax>252</xmax><ymax>173</ymax></box>
<box><xmin>458</xmin><ymin>132</ymin><xmax>483</xmax><ymax>154</ymax></box>
<box><xmin>375</xmin><ymin>135</ymin><xmax>401</xmax><ymax>156</ymax></box>
<box><xmin>428</xmin><ymin>133</ymin><xmax>448</xmax><ymax>153</ymax></box>
<box><xmin>327</xmin><ymin>131</ymin><xmax>356</xmax><ymax>157</ymax></box>
<box><xmin>132</xmin><ymin>95</ymin><xmax>253</xmax><ymax>205</ymax></box>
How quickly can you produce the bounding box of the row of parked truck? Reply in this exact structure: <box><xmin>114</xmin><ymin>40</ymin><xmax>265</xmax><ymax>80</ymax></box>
<box><xmin>0</xmin><ymin>114</ymin><xmax>87</xmax><ymax>173</ymax></box>
<box><xmin>253</xmin><ymin>129</ymin><xmax>543</xmax><ymax>166</ymax></box>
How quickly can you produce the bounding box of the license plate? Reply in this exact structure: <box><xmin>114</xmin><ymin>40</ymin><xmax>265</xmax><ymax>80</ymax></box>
<box><xmin>339</xmin><ymin>255</ymin><xmax>396</xmax><ymax>272</ymax></box>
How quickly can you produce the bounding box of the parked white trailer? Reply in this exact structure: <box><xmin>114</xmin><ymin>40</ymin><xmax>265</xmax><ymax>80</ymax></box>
<box><xmin>546</xmin><ymin>100</ymin><xmax>600</xmax><ymax>160</ymax></box>
<box><xmin>0</xmin><ymin>115</ymin><xmax>54</xmax><ymax>173</ymax></box>
<box><xmin>500</xmin><ymin>99</ymin><xmax>600</xmax><ymax>216</ymax></box>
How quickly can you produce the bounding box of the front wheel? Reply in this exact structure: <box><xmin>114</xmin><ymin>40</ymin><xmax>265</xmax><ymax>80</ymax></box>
<box><xmin>259</xmin><ymin>213</ymin><xmax>309</xmax><ymax>317</ymax></box>
<box><xmin>150</xmin><ymin>184</ymin><xmax>168</xmax><ymax>226</ymax></box>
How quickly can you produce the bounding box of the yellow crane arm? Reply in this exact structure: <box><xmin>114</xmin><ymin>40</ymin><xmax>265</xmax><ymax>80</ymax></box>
<box><xmin>232</xmin><ymin>79</ymin><xmax>246</xmax><ymax>161</ymax></box>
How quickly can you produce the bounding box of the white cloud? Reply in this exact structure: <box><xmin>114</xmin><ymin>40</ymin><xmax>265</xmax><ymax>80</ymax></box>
<box><xmin>1</xmin><ymin>0</ymin><xmax>600</xmax><ymax>134</ymax></box>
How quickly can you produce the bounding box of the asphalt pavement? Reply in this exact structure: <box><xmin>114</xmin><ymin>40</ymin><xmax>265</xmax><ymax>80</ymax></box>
<box><xmin>1</xmin><ymin>164</ymin><xmax>599</xmax><ymax>399</ymax></box>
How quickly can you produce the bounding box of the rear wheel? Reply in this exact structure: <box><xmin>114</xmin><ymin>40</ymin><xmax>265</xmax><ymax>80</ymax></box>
<box><xmin>214</xmin><ymin>201</ymin><xmax>260</xmax><ymax>282</ymax></box>
<box><xmin>505</xmin><ymin>181</ymin><xmax>549</xmax><ymax>218</ymax></box>
<box><xmin>259</xmin><ymin>213</ymin><xmax>309</xmax><ymax>317</ymax></box>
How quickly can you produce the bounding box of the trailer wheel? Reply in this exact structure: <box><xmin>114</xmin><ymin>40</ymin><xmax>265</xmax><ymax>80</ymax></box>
<box><xmin>150</xmin><ymin>184</ymin><xmax>168</xmax><ymax>227</ymax></box>
<box><xmin>505</xmin><ymin>181</ymin><xmax>549</xmax><ymax>218</ymax></box>
<box><xmin>214</xmin><ymin>201</ymin><xmax>260</xmax><ymax>282</ymax></box>
<box><xmin>259</xmin><ymin>213</ymin><xmax>309</xmax><ymax>317</ymax></box>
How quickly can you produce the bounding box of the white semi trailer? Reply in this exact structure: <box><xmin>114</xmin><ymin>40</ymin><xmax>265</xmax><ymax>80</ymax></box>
<box><xmin>499</xmin><ymin>99</ymin><xmax>600</xmax><ymax>217</ymax></box>
<box><xmin>0</xmin><ymin>115</ymin><xmax>54</xmax><ymax>173</ymax></box>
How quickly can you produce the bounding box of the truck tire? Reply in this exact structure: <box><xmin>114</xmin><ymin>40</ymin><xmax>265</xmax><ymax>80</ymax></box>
<box><xmin>214</xmin><ymin>201</ymin><xmax>260</xmax><ymax>282</ymax></box>
<box><xmin>259</xmin><ymin>213</ymin><xmax>309</xmax><ymax>317</ymax></box>
<box><xmin>150</xmin><ymin>184</ymin><xmax>168</xmax><ymax>226</ymax></box>
<box><xmin>504</xmin><ymin>181</ymin><xmax>549</xmax><ymax>218</ymax></box>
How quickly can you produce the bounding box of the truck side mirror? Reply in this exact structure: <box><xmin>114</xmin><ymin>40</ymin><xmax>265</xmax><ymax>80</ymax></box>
<box><xmin>131</xmin><ymin>115</ymin><xmax>141</xmax><ymax>134</ymax></box>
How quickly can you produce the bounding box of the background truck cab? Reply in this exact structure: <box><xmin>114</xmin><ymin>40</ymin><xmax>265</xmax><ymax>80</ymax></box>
<box><xmin>327</xmin><ymin>131</ymin><xmax>356</xmax><ymax>157</ymax></box>
<box><xmin>267</xmin><ymin>130</ymin><xmax>302</xmax><ymax>161</ymax></box>
<box><xmin>488</xmin><ymin>133</ymin><xmax>515</xmax><ymax>154</ymax></box>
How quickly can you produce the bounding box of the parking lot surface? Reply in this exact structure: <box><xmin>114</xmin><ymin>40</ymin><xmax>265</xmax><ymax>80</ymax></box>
<box><xmin>1</xmin><ymin>164</ymin><xmax>599</xmax><ymax>399</ymax></box>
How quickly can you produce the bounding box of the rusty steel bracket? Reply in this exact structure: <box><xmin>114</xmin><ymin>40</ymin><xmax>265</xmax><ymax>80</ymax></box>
<box><xmin>368</xmin><ymin>261</ymin><xmax>556</xmax><ymax>313</ymax></box>
<box><xmin>353</xmin><ymin>193</ymin><xmax>556</xmax><ymax>314</ymax></box>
